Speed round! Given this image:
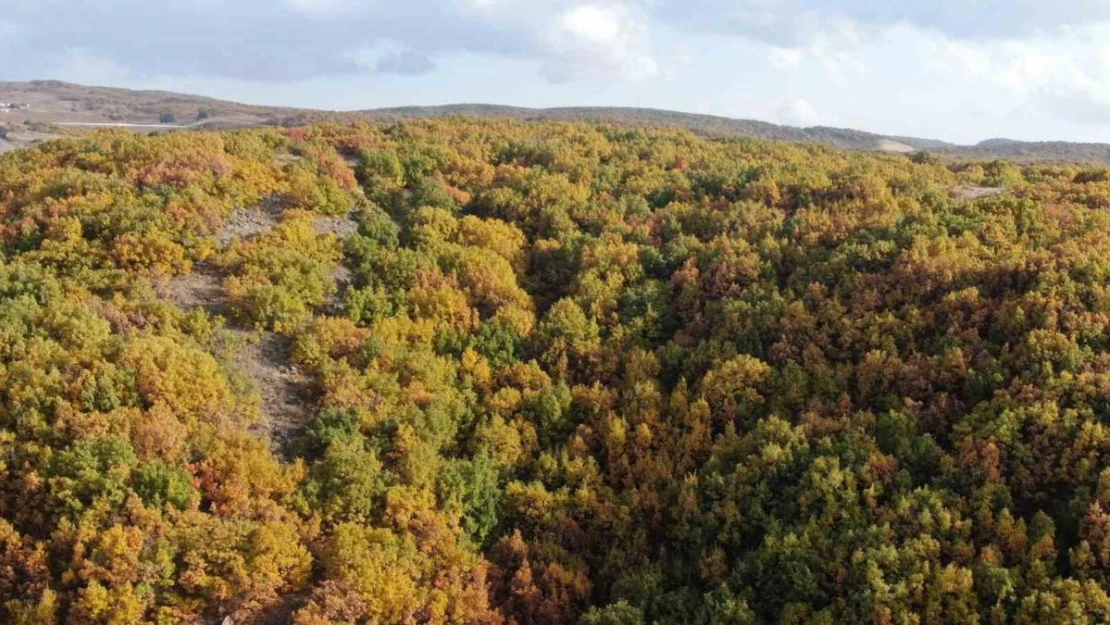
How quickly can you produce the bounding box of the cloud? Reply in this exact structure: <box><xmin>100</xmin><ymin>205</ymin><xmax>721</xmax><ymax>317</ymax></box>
<box><xmin>767</xmin><ymin>47</ymin><xmax>803</xmax><ymax>70</ymax></box>
<box><xmin>287</xmin><ymin>0</ymin><xmax>355</xmax><ymax>14</ymax></box>
<box><xmin>778</xmin><ymin>98</ymin><xmax>818</xmax><ymax>126</ymax></box>
<box><xmin>0</xmin><ymin>21</ymin><xmax>21</xmax><ymax>44</ymax></box>
<box><xmin>1</xmin><ymin>1</ymin><xmax>1100</xmax><ymax>90</ymax></box>
<box><xmin>658</xmin><ymin>2</ymin><xmax>1110</xmax><ymax>133</ymax></box>
<box><xmin>375</xmin><ymin>51</ymin><xmax>436</xmax><ymax>76</ymax></box>
<box><xmin>1043</xmin><ymin>90</ymin><xmax>1110</xmax><ymax>125</ymax></box>
<box><xmin>5</xmin><ymin>0</ymin><xmax>1110</xmax><ymax>139</ymax></box>
<box><xmin>0</xmin><ymin>0</ymin><xmax>656</xmax><ymax>84</ymax></box>
<box><xmin>543</xmin><ymin>3</ymin><xmax>657</xmax><ymax>82</ymax></box>
<box><xmin>652</xmin><ymin>0</ymin><xmax>1110</xmax><ymax>46</ymax></box>
<box><xmin>649</xmin><ymin>0</ymin><xmax>1110</xmax><ymax>124</ymax></box>
<box><xmin>561</xmin><ymin>5</ymin><xmax>622</xmax><ymax>44</ymax></box>
<box><xmin>887</xmin><ymin>22</ymin><xmax>1110</xmax><ymax>127</ymax></box>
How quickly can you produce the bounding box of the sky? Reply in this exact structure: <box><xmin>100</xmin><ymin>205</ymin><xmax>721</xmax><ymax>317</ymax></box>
<box><xmin>3</xmin><ymin>1</ymin><xmax>1110</xmax><ymax>144</ymax></box>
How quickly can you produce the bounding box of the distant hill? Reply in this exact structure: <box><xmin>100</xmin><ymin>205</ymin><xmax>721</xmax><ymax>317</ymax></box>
<box><xmin>938</xmin><ymin>139</ymin><xmax>1110</xmax><ymax>162</ymax></box>
<box><xmin>0</xmin><ymin>79</ymin><xmax>289</xmax><ymax>126</ymax></box>
<box><xmin>1</xmin><ymin>80</ymin><xmax>1108</xmax><ymax>162</ymax></box>
<box><xmin>333</xmin><ymin>104</ymin><xmax>951</xmax><ymax>153</ymax></box>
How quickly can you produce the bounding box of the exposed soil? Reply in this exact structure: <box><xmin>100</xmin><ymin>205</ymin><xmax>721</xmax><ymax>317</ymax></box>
<box><xmin>157</xmin><ymin>203</ymin><xmax>358</xmax><ymax>457</ymax></box>
<box><xmin>318</xmin><ymin>214</ymin><xmax>358</xmax><ymax>312</ymax></box>
<box><xmin>161</xmin><ymin>264</ymin><xmax>312</xmax><ymax>454</ymax></box>
<box><xmin>220</xmin><ymin>202</ymin><xmax>359</xmax><ymax>244</ymax></box>
<box><xmin>877</xmin><ymin>138</ymin><xmax>915</xmax><ymax>153</ymax></box>
<box><xmin>952</xmin><ymin>185</ymin><xmax>1008</xmax><ymax>200</ymax></box>
<box><xmin>218</xmin><ymin>201</ymin><xmax>283</xmax><ymax>246</ymax></box>
<box><xmin>314</xmin><ymin>214</ymin><xmax>360</xmax><ymax>238</ymax></box>
<box><xmin>236</xmin><ymin>332</ymin><xmax>313</xmax><ymax>450</ymax></box>
<box><xmin>159</xmin><ymin>262</ymin><xmax>226</xmax><ymax>314</ymax></box>
<box><xmin>327</xmin><ymin>265</ymin><xmax>352</xmax><ymax>315</ymax></box>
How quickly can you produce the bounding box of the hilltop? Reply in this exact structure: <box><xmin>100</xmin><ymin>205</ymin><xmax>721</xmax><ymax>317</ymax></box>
<box><xmin>0</xmin><ymin>80</ymin><xmax>1107</xmax><ymax>162</ymax></box>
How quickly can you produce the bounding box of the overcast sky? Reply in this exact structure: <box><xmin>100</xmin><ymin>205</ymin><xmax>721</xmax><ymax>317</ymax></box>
<box><xmin>3</xmin><ymin>1</ymin><xmax>1110</xmax><ymax>144</ymax></box>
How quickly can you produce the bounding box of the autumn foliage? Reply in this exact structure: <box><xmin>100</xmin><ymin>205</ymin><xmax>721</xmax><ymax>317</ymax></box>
<box><xmin>2</xmin><ymin>121</ymin><xmax>1110</xmax><ymax>622</ymax></box>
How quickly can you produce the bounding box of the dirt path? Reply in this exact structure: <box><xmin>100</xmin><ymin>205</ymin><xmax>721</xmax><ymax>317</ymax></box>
<box><xmin>160</xmin><ymin>269</ymin><xmax>312</xmax><ymax>454</ymax></box>
<box><xmin>161</xmin><ymin>262</ymin><xmax>226</xmax><ymax>314</ymax></box>
<box><xmin>218</xmin><ymin>200</ymin><xmax>283</xmax><ymax>246</ymax></box>
<box><xmin>233</xmin><ymin>331</ymin><xmax>313</xmax><ymax>450</ymax></box>
<box><xmin>952</xmin><ymin>185</ymin><xmax>1008</xmax><ymax>200</ymax></box>
<box><xmin>158</xmin><ymin>203</ymin><xmax>358</xmax><ymax>456</ymax></box>
<box><xmin>54</xmin><ymin>122</ymin><xmax>188</xmax><ymax>129</ymax></box>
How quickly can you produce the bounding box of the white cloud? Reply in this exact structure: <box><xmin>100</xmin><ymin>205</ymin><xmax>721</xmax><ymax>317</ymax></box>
<box><xmin>778</xmin><ymin>98</ymin><xmax>818</xmax><ymax>126</ymax></box>
<box><xmin>287</xmin><ymin>0</ymin><xmax>353</xmax><ymax>14</ymax></box>
<box><xmin>543</xmin><ymin>3</ymin><xmax>658</xmax><ymax>81</ymax></box>
<box><xmin>886</xmin><ymin>22</ymin><xmax>1110</xmax><ymax>126</ymax></box>
<box><xmin>0</xmin><ymin>0</ymin><xmax>657</xmax><ymax>83</ymax></box>
<box><xmin>651</xmin><ymin>0</ymin><xmax>1110</xmax><ymax>45</ymax></box>
<box><xmin>561</xmin><ymin>5</ymin><xmax>621</xmax><ymax>44</ymax></box>
<box><xmin>458</xmin><ymin>0</ymin><xmax>511</xmax><ymax>8</ymax></box>
<box><xmin>374</xmin><ymin>50</ymin><xmax>436</xmax><ymax>75</ymax></box>
<box><xmin>53</xmin><ymin>48</ymin><xmax>137</xmax><ymax>85</ymax></box>
<box><xmin>688</xmin><ymin>7</ymin><xmax>1110</xmax><ymax>135</ymax></box>
<box><xmin>768</xmin><ymin>47</ymin><xmax>803</xmax><ymax>69</ymax></box>
<box><xmin>5</xmin><ymin>0</ymin><xmax>1110</xmax><ymax>140</ymax></box>
<box><xmin>646</xmin><ymin>0</ymin><xmax>1110</xmax><ymax>127</ymax></box>
<box><xmin>0</xmin><ymin>21</ymin><xmax>20</xmax><ymax>43</ymax></box>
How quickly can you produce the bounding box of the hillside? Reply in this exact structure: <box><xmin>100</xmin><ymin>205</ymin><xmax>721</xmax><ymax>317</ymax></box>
<box><xmin>0</xmin><ymin>79</ymin><xmax>288</xmax><ymax>126</ymax></box>
<box><xmin>3</xmin><ymin>118</ymin><xmax>1110</xmax><ymax>622</ymax></box>
<box><xmin>936</xmin><ymin>138</ymin><xmax>1110</xmax><ymax>162</ymax></box>
<box><xmin>1</xmin><ymin>80</ymin><xmax>1108</xmax><ymax>162</ymax></box>
<box><xmin>342</xmin><ymin>103</ymin><xmax>949</xmax><ymax>152</ymax></box>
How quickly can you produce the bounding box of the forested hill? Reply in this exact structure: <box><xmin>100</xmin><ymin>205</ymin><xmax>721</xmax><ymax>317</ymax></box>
<box><xmin>338</xmin><ymin>104</ymin><xmax>952</xmax><ymax>152</ymax></box>
<box><xmin>5</xmin><ymin>119</ymin><xmax>1110</xmax><ymax>622</ymax></box>
<box><xmin>4</xmin><ymin>80</ymin><xmax>1110</xmax><ymax>162</ymax></box>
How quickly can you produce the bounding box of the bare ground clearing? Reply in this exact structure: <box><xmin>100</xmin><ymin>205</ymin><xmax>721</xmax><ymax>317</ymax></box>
<box><xmin>158</xmin><ymin>204</ymin><xmax>359</xmax><ymax>456</ymax></box>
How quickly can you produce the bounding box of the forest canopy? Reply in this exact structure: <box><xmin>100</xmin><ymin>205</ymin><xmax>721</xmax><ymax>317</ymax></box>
<box><xmin>1</xmin><ymin>119</ymin><xmax>1110</xmax><ymax>623</ymax></box>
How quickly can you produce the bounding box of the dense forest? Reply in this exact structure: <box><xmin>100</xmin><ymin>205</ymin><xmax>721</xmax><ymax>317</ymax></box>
<box><xmin>2</xmin><ymin>119</ymin><xmax>1110</xmax><ymax>623</ymax></box>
